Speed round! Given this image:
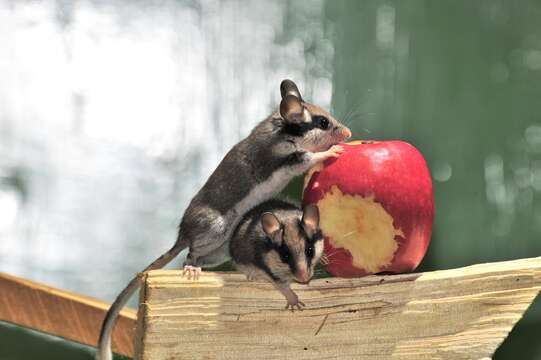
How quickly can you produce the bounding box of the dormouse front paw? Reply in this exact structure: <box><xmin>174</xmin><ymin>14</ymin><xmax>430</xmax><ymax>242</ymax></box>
<box><xmin>285</xmin><ymin>298</ymin><xmax>306</xmax><ymax>311</ymax></box>
<box><xmin>325</xmin><ymin>145</ymin><xmax>345</xmax><ymax>159</ymax></box>
<box><xmin>277</xmin><ymin>285</ymin><xmax>305</xmax><ymax>311</ymax></box>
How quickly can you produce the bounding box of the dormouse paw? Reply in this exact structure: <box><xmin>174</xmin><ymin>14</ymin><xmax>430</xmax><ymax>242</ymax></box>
<box><xmin>285</xmin><ymin>299</ymin><xmax>306</xmax><ymax>311</ymax></box>
<box><xmin>326</xmin><ymin>145</ymin><xmax>345</xmax><ymax>158</ymax></box>
<box><xmin>182</xmin><ymin>265</ymin><xmax>202</xmax><ymax>280</ymax></box>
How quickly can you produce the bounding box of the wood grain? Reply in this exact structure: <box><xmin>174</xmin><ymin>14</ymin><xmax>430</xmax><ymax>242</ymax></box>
<box><xmin>135</xmin><ymin>257</ymin><xmax>541</xmax><ymax>360</ymax></box>
<box><xmin>0</xmin><ymin>272</ymin><xmax>137</xmax><ymax>357</ymax></box>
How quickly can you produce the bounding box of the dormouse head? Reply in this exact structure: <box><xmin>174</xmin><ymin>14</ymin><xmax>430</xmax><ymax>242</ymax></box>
<box><xmin>261</xmin><ymin>204</ymin><xmax>324</xmax><ymax>284</ymax></box>
<box><xmin>278</xmin><ymin>79</ymin><xmax>351</xmax><ymax>152</ymax></box>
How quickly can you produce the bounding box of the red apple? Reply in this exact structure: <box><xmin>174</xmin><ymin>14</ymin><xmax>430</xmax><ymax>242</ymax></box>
<box><xmin>302</xmin><ymin>140</ymin><xmax>434</xmax><ymax>277</ymax></box>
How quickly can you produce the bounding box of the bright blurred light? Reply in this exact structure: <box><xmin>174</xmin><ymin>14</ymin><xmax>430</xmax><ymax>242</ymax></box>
<box><xmin>376</xmin><ymin>4</ymin><xmax>395</xmax><ymax>50</ymax></box>
<box><xmin>0</xmin><ymin>0</ymin><xmax>332</xmax><ymax>302</ymax></box>
<box><xmin>524</xmin><ymin>50</ymin><xmax>541</xmax><ymax>71</ymax></box>
<box><xmin>432</xmin><ymin>162</ymin><xmax>452</xmax><ymax>183</ymax></box>
<box><xmin>0</xmin><ymin>189</ymin><xmax>19</xmax><ymax>231</ymax></box>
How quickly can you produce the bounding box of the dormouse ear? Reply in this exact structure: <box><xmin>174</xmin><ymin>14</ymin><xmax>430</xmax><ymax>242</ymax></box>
<box><xmin>280</xmin><ymin>79</ymin><xmax>303</xmax><ymax>101</ymax></box>
<box><xmin>280</xmin><ymin>95</ymin><xmax>304</xmax><ymax>123</ymax></box>
<box><xmin>301</xmin><ymin>204</ymin><xmax>320</xmax><ymax>236</ymax></box>
<box><xmin>261</xmin><ymin>212</ymin><xmax>283</xmax><ymax>245</ymax></box>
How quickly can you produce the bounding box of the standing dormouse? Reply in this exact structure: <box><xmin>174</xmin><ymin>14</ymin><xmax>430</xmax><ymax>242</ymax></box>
<box><xmin>96</xmin><ymin>80</ymin><xmax>351</xmax><ymax>360</ymax></box>
<box><xmin>230</xmin><ymin>199</ymin><xmax>324</xmax><ymax>309</ymax></box>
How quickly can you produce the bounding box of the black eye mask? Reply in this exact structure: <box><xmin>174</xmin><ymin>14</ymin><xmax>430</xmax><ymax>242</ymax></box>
<box><xmin>297</xmin><ymin>223</ymin><xmax>323</xmax><ymax>267</ymax></box>
<box><xmin>277</xmin><ymin>115</ymin><xmax>331</xmax><ymax>137</ymax></box>
<box><xmin>276</xmin><ymin>242</ymin><xmax>297</xmax><ymax>274</ymax></box>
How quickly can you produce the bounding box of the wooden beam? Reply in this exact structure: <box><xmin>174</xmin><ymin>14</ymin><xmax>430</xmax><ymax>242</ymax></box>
<box><xmin>0</xmin><ymin>272</ymin><xmax>137</xmax><ymax>357</ymax></box>
<box><xmin>135</xmin><ymin>257</ymin><xmax>541</xmax><ymax>360</ymax></box>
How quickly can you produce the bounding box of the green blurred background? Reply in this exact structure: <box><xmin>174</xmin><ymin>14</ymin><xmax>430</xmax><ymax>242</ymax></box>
<box><xmin>329</xmin><ymin>1</ymin><xmax>541</xmax><ymax>358</ymax></box>
<box><xmin>1</xmin><ymin>0</ymin><xmax>540</xmax><ymax>359</ymax></box>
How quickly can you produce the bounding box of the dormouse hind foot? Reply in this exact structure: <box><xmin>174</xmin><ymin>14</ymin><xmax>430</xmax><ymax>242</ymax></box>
<box><xmin>182</xmin><ymin>265</ymin><xmax>202</xmax><ymax>280</ymax></box>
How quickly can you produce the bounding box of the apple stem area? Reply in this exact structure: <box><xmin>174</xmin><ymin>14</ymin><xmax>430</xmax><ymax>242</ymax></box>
<box><xmin>135</xmin><ymin>257</ymin><xmax>541</xmax><ymax>360</ymax></box>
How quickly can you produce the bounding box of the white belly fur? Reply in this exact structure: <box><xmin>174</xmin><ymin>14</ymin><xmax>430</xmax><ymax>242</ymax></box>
<box><xmin>225</xmin><ymin>165</ymin><xmax>301</xmax><ymax>240</ymax></box>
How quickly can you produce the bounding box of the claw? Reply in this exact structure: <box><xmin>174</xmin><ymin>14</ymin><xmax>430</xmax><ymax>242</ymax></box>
<box><xmin>285</xmin><ymin>300</ymin><xmax>306</xmax><ymax>311</ymax></box>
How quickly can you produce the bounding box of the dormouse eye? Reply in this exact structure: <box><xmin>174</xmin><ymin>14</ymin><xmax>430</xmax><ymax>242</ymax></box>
<box><xmin>314</xmin><ymin>116</ymin><xmax>329</xmax><ymax>130</ymax></box>
<box><xmin>278</xmin><ymin>245</ymin><xmax>291</xmax><ymax>263</ymax></box>
<box><xmin>306</xmin><ymin>244</ymin><xmax>314</xmax><ymax>258</ymax></box>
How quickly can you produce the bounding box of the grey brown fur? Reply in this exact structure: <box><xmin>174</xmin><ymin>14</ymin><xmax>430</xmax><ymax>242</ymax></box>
<box><xmin>181</xmin><ymin>110</ymin><xmax>346</xmax><ymax>267</ymax></box>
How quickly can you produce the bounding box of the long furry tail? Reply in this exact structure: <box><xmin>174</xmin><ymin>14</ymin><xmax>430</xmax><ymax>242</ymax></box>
<box><xmin>95</xmin><ymin>241</ymin><xmax>187</xmax><ymax>360</ymax></box>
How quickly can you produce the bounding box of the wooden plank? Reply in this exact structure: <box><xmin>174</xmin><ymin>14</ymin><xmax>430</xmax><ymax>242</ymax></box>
<box><xmin>0</xmin><ymin>272</ymin><xmax>137</xmax><ymax>357</ymax></box>
<box><xmin>135</xmin><ymin>257</ymin><xmax>541</xmax><ymax>360</ymax></box>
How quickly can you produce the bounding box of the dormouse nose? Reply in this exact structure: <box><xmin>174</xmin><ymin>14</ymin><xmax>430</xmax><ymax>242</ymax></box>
<box><xmin>336</xmin><ymin>126</ymin><xmax>352</xmax><ymax>140</ymax></box>
<box><xmin>296</xmin><ymin>269</ymin><xmax>311</xmax><ymax>284</ymax></box>
<box><xmin>342</xmin><ymin>127</ymin><xmax>352</xmax><ymax>139</ymax></box>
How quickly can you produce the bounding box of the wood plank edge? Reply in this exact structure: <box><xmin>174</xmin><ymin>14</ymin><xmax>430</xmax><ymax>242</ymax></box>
<box><xmin>134</xmin><ymin>272</ymin><xmax>150</xmax><ymax>360</ymax></box>
<box><xmin>0</xmin><ymin>271</ymin><xmax>137</xmax><ymax>357</ymax></box>
<box><xmin>0</xmin><ymin>272</ymin><xmax>137</xmax><ymax>318</ymax></box>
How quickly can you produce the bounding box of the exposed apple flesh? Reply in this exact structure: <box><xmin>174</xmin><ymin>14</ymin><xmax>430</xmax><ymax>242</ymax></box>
<box><xmin>302</xmin><ymin>140</ymin><xmax>434</xmax><ymax>277</ymax></box>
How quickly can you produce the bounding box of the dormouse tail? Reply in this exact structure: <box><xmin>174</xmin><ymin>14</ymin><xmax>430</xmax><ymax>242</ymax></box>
<box><xmin>95</xmin><ymin>240</ymin><xmax>187</xmax><ymax>360</ymax></box>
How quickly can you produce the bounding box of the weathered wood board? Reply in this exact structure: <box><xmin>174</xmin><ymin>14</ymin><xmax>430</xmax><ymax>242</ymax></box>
<box><xmin>0</xmin><ymin>272</ymin><xmax>137</xmax><ymax>357</ymax></box>
<box><xmin>135</xmin><ymin>257</ymin><xmax>541</xmax><ymax>360</ymax></box>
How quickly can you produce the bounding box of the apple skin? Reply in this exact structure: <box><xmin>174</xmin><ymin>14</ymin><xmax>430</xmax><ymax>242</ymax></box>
<box><xmin>302</xmin><ymin>140</ymin><xmax>434</xmax><ymax>277</ymax></box>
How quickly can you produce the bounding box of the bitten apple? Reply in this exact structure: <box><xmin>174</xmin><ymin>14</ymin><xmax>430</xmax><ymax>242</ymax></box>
<box><xmin>302</xmin><ymin>140</ymin><xmax>434</xmax><ymax>277</ymax></box>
